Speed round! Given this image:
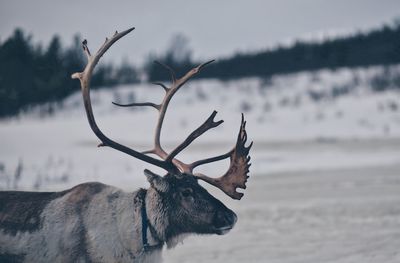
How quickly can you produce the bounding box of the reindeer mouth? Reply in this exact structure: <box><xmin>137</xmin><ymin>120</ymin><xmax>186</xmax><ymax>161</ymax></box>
<box><xmin>215</xmin><ymin>225</ymin><xmax>234</xmax><ymax>235</ymax></box>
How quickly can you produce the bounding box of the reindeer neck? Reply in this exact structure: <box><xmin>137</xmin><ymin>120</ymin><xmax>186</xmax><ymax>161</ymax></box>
<box><xmin>136</xmin><ymin>189</ymin><xmax>163</xmax><ymax>252</ymax></box>
<box><xmin>144</xmin><ymin>188</ymin><xmax>191</xmax><ymax>249</ymax></box>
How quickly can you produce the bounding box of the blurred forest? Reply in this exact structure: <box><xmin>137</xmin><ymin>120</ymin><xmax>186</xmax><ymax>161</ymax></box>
<box><xmin>204</xmin><ymin>24</ymin><xmax>400</xmax><ymax>79</ymax></box>
<box><xmin>0</xmin><ymin>30</ymin><xmax>139</xmax><ymax>117</ymax></box>
<box><xmin>1</xmin><ymin>23</ymin><xmax>400</xmax><ymax>117</ymax></box>
<box><xmin>148</xmin><ymin>23</ymin><xmax>400</xmax><ymax>80</ymax></box>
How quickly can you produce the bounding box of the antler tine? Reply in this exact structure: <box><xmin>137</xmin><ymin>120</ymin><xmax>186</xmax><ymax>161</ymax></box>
<box><xmin>194</xmin><ymin>114</ymin><xmax>253</xmax><ymax>200</ymax></box>
<box><xmin>189</xmin><ymin>150</ymin><xmax>233</xmax><ymax>171</ymax></box>
<box><xmin>147</xmin><ymin>60</ymin><xmax>216</xmax><ymax>164</ymax></box>
<box><xmin>188</xmin><ymin>114</ymin><xmax>250</xmax><ymax>170</ymax></box>
<box><xmin>152</xmin><ymin>82</ymin><xmax>169</xmax><ymax>92</ymax></box>
<box><xmin>112</xmin><ymin>101</ymin><xmax>161</xmax><ymax>110</ymax></box>
<box><xmin>165</xmin><ymin>110</ymin><xmax>224</xmax><ymax>164</ymax></box>
<box><xmin>154</xmin><ymin>60</ymin><xmax>177</xmax><ymax>83</ymax></box>
<box><xmin>71</xmin><ymin>27</ymin><xmax>176</xmax><ymax>172</ymax></box>
<box><xmin>198</xmin><ymin>59</ymin><xmax>215</xmax><ymax>71</ymax></box>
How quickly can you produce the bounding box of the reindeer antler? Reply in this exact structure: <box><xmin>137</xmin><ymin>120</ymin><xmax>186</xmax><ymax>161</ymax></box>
<box><xmin>194</xmin><ymin>114</ymin><xmax>253</xmax><ymax>199</ymax></box>
<box><xmin>71</xmin><ymin>28</ymin><xmax>176</xmax><ymax>173</ymax></box>
<box><xmin>72</xmin><ymin>27</ymin><xmax>253</xmax><ymax>200</ymax></box>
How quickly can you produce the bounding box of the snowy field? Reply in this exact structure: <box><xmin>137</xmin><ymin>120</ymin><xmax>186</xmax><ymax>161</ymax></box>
<box><xmin>164</xmin><ymin>162</ymin><xmax>400</xmax><ymax>263</ymax></box>
<box><xmin>1</xmin><ymin>65</ymin><xmax>400</xmax><ymax>262</ymax></box>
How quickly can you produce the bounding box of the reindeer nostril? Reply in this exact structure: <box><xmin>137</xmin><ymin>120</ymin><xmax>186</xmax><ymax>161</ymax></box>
<box><xmin>215</xmin><ymin>210</ymin><xmax>237</xmax><ymax>229</ymax></box>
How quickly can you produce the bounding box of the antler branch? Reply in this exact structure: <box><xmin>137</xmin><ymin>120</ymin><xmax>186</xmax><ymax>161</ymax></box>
<box><xmin>194</xmin><ymin>114</ymin><xmax>253</xmax><ymax>200</ymax></box>
<box><xmin>71</xmin><ymin>27</ymin><xmax>176</xmax><ymax>172</ymax></box>
<box><xmin>112</xmin><ymin>101</ymin><xmax>161</xmax><ymax>110</ymax></box>
<box><xmin>154</xmin><ymin>60</ymin><xmax>177</xmax><ymax>83</ymax></box>
<box><xmin>165</xmin><ymin>111</ymin><xmax>223</xmax><ymax>163</ymax></box>
<box><xmin>141</xmin><ymin>60</ymin><xmax>216</xmax><ymax>168</ymax></box>
<box><xmin>189</xmin><ymin>150</ymin><xmax>233</xmax><ymax>170</ymax></box>
<box><xmin>152</xmin><ymin>82</ymin><xmax>169</xmax><ymax>92</ymax></box>
<box><xmin>153</xmin><ymin>60</ymin><xmax>215</xmax><ymax>148</ymax></box>
<box><xmin>117</xmin><ymin>59</ymin><xmax>219</xmax><ymax>173</ymax></box>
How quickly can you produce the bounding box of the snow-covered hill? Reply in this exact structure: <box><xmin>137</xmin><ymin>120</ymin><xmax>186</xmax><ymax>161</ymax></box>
<box><xmin>1</xmin><ymin>65</ymin><xmax>400</xmax><ymax>190</ymax></box>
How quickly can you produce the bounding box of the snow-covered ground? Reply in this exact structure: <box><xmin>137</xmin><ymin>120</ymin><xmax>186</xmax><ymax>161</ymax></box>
<box><xmin>1</xmin><ymin>65</ymin><xmax>400</xmax><ymax>262</ymax></box>
<box><xmin>164</xmin><ymin>163</ymin><xmax>400</xmax><ymax>263</ymax></box>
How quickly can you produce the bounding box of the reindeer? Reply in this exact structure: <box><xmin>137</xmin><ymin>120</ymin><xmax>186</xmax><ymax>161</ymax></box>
<box><xmin>0</xmin><ymin>27</ymin><xmax>252</xmax><ymax>263</ymax></box>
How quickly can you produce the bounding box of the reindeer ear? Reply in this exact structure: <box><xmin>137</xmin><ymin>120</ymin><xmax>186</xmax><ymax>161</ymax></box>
<box><xmin>144</xmin><ymin>169</ymin><xmax>169</xmax><ymax>192</ymax></box>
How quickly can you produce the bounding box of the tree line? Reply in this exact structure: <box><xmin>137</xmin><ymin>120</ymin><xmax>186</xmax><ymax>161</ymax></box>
<box><xmin>1</xmin><ymin>23</ymin><xmax>400</xmax><ymax>117</ymax></box>
<box><xmin>0</xmin><ymin>29</ymin><xmax>139</xmax><ymax>117</ymax></box>
<box><xmin>148</xmin><ymin>23</ymin><xmax>400</xmax><ymax>81</ymax></box>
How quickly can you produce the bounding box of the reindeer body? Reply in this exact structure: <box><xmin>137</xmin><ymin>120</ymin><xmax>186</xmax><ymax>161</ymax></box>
<box><xmin>0</xmin><ymin>174</ymin><xmax>237</xmax><ymax>263</ymax></box>
<box><xmin>0</xmin><ymin>183</ymin><xmax>161</xmax><ymax>263</ymax></box>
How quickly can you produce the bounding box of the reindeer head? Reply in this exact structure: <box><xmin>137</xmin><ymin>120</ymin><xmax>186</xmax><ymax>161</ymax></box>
<box><xmin>72</xmin><ymin>27</ymin><xmax>252</xmax><ymax>238</ymax></box>
<box><xmin>145</xmin><ymin>170</ymin><xmax>237</xmax><ymax>238</ymax></box>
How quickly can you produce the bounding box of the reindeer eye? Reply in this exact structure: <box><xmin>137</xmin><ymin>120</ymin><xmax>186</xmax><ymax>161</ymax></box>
<box><xmin>181</xmin><ymin>188</ymin><xmax>193</xmax><ymax>198</ymax></box>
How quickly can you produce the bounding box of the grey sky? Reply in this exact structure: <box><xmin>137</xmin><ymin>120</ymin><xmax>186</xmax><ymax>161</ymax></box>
<box><xmin>0</xmin><ymin>0</ymin><xmax>399</xmax><ymax>65</ymax></box>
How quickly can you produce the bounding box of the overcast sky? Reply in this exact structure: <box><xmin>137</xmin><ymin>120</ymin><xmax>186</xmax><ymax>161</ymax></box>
<box><xmin>1</xmin><ymin>0</ymin><xmax>399</xmax><ymax>65</ymax></box>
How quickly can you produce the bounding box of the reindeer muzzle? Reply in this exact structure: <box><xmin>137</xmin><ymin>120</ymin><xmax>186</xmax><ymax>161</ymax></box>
<box><xmin>213</xmin><ymin>209</ymin><xmax>237</xmax><ymax>235</ymax></box>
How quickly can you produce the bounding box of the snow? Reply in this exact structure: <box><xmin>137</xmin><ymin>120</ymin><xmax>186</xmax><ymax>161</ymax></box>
<box><xmin>163</xmin><ymin>164</ymin><xmax>400</xmax><ymax>263</ymax></box>
<box><xmin>1</xmin><ymin>65</ymin><xmax>400</xmax><ymax>262</ymax></box>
